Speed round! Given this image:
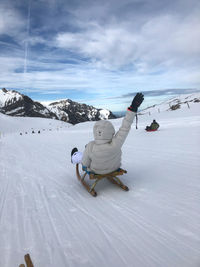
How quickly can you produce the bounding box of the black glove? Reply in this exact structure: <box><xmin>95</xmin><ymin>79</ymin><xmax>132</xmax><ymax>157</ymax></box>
<box><xmin>129</xmin><ymin>93</ymin><xmax>144</xmax><ymax>112</ymax></box>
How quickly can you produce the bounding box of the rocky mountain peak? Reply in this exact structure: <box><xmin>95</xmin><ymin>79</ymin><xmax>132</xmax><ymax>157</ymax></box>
<box><xmin>0</xmin><ymin>88</ymin><xmax>116</xmax><ymax>124</ymax></box>
<box><xmin>2</xmin><ymin>88</ymin><xmax>8</xmax><ymax>93</ymax></box>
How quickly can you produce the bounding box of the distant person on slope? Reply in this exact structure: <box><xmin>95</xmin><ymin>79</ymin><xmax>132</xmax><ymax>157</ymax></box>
<box><xmin>71</xmin><ymin>93</ymin><xmax>144</xmax><ymax>174</ymax></box>
<box><xmin>145</xmin><ymin>119</ymin><xmax>160</xmax><ymax>131</ymax></box>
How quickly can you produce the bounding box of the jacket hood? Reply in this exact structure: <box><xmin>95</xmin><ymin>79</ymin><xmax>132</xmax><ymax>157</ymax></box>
<box><xmin>93</xmin><ymin>120</ymin><xmax>115</xmax><ymax>144</ymax></box>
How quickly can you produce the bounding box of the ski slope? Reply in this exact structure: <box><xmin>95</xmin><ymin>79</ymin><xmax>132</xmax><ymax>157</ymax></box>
<box><xmin>0</xmin><ymin>100</ymin><xmax>200</xmax><ymax>267</ymax></box>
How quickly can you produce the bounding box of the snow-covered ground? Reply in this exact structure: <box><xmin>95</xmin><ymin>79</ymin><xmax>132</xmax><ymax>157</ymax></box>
<box><xmin>0</xmin><ymin>97</ymin><xmax>200</xmax><ymax>267</ymax></box>
<box><xmin>0</xmin><ymin>113</ymin><xmax>71</xmax><ymax>135</ymax></box>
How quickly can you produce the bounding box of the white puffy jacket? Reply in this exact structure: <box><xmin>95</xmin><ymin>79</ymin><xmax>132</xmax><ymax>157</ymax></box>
<box><xmin>81</xmin><ymin>110</ymin><xmax>136</xmax><ymax>174</ymax></box>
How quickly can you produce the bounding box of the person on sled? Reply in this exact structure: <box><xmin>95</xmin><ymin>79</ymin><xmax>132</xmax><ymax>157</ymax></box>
<box><xmin>145</xmin><ymin>119</ymin><xmax>159</xmax><ymax>131</ymax></box>
<box><xmin>71</xmin><ymin>93</ymin><xmax>144</xmax><ymax>174</ymax></box>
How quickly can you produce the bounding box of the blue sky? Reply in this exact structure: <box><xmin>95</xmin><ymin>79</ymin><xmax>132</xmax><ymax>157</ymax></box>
<box><xmin>0</xmin><ymin>0</ymin><xmax>200</xmax><ymax>111</ymax></box>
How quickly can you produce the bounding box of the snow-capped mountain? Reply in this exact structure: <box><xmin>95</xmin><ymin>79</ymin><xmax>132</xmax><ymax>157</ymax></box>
<box><xmin>140</xmin><ymin>92</ymin><xmax>200</xmax><ymax>115</ymax></box>
<box><xmin>0</xmin><ymin>88</ymin><xmax>116</xmax><ymax>124</ymax></box>
<box><xmin>0</xmin><ymin>88</ymin><xmax>57</xmax><ymax>119</ymax></box>
<box><xmin>47</xmin><ymin>99</ymin><xmax>115</xmax><ymax>124</ymax></box>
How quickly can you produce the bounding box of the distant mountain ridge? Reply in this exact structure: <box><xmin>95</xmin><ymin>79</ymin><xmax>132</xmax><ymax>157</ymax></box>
<box><xmin>0</xmin><ymin>88</ymin><xmax>116</xmax><ymax>124</ymax></box>
<box><xmin>47</xmin><ymin>99</ymin><xmax>115</xmax><ymax>124</ymax></box>
<box><xmin>139</xmin><ymin>92</ymin><xmax>200</xmax><ymax>115</ymax></box>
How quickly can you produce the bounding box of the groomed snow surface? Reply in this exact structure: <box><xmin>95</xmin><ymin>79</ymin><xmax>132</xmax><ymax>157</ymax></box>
<box><xmin>0</xmin><ymin>101</ymin><xmax>200</xmax><ymax>267</ymax></box>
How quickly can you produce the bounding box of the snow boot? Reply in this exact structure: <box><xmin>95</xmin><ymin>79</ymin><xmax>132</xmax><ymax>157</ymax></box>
<box><xmin>71</xmin><ymin>147</ymin><xmax>78</xmax><ymax>163</ymax></box>
<box><xmin>71</xmin><ymin>147</ymin><xmax>78</xmax><ymax>157</ymax></box>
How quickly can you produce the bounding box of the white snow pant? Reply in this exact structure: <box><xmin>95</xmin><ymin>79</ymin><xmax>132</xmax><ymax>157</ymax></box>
<box><xmin>71</xmin><ymin>151</ymin><xmax>83</xmax><ymax>164</ymax></box>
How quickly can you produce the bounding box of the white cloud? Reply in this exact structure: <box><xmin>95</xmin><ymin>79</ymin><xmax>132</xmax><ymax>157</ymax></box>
<box><xmin>140</xmin><ymin>14</ymin><xmax>200</xmax><ymax>61</ymax></box>
<box><xmin>0</xmin><ymin>0</ymin><xmax>199</xmax><ymax>106</ymax></box>
<box><xmin>0</xmin><ymin>56</ymin><xmax>24</xmax><ymax>73</ymax></box>
<box><xmin>0</xmin><ymin>5</ymin><xmax>24</xmax><ymax>36</ymax></box>
<box><xmin>0</xmin><ymin>55</ymin><xmax>198</xmax><ymax>96</ymax></box>
<box><xmin>55</xmin><ymin>11</ymin><xmax>200</xmax><ymax>72</ymax></box>
<box><xmin>56</xmin><ymin>25</ymin><xmax>138</xmax><ymax>69</ymax></box>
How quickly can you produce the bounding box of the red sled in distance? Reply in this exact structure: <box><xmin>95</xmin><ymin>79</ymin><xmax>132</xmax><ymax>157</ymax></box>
<box><xmin>145</xmin><ymin>129</ymin><xmax>158</xmax><ymax>132</ymax></box>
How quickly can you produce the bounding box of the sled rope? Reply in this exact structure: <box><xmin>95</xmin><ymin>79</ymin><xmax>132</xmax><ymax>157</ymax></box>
<box><xmin>136</xmin><ymin>113</ymin><xmax>138</xmax><ymax>129</ymax></box>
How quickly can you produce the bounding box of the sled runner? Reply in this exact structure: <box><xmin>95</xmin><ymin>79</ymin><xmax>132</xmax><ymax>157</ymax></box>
<box><xmin>76</xmin><ymin>164</ymin><xmax>129</xmax><ymax>197</ymax></box>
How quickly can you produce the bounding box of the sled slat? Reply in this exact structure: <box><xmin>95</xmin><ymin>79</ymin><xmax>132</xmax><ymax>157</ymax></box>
<box><xmin>19</xmin><ymin>254</ymin><xmax>34</xmax><ymax>267</ymax></box>
<box><xmin>25</xmin><ymin>254</ymin><xmax>34</xmax><ymax>267</ymax></box>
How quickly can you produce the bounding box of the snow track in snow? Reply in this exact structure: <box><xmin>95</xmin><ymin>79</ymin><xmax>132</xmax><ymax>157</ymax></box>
<box><xmin>0</xmin><ymin>103</ymin><xmax>200</xmax><ymax>267</ymax></box>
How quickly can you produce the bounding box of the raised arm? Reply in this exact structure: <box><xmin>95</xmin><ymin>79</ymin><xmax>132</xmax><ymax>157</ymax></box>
<box><xmin>112</xmin><ymin>93</ymin><xmax>144</xmax><ymax>147</ymax></box>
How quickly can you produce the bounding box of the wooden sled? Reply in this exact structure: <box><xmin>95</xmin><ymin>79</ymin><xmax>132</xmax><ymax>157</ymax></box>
<box><xmin>76</xmin><ymin>164</ymin><xmax>129</xmax><ymax>197</ymax></box>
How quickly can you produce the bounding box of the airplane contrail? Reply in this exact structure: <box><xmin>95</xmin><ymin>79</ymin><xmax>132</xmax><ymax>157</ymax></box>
<box><xmin>24</xmin><ymin>0</ymin><xmax>31</xmax><ymax>74</ymax></box>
